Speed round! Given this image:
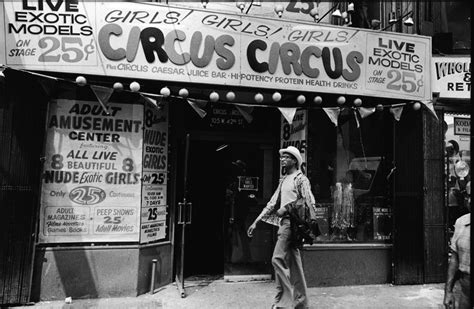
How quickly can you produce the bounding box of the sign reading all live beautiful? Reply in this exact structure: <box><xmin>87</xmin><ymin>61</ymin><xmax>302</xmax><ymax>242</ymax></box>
<box><xmin>432</xmin><ymin>56</ymin><xmax>471</xmax><ymax>99</ymax></box>
<box><xmin>0</xmin><ymin>1</ymin><xmax>432</xmax><ymax>100</ymax></box>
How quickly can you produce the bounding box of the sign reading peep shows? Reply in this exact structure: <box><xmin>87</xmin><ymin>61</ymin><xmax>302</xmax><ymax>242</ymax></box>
<box><xmin>1</xmin><ymin>0</ymin><xmax>432</xmax><ymax>100</ymax></box>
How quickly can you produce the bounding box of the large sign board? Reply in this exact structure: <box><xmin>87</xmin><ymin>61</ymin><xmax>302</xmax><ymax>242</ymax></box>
<box><xmin>1</xmin><ymin>1</ymin><xmax>431</xmax><ymax>101</ymax></box>
<box><xmin>40</xmin><ymin>100</ymin><xmax>143</xmax><ymax>243</ymax></box>
<box><xmin>432</xmin><ymin>56</ymin><xmax>471</xmax><ymax>99</ymax></box>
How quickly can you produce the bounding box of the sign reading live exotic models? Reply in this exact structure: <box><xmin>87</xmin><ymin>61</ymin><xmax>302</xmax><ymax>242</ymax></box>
<box><xmin>432</xmin><ymin>56</ymin><xmax>471</xmax><ymax>99</ymax></box>
<box><xmin>280</xmin><ymin>110</ymin><xmax>307</xmax><ymax>176</ymax></box>
<box><xmin>0</xmin><ymin>1</ymin><xmax>431</xmax><ymax>101</ymax></box>
<box><xmin>40</xmin><ymin>100</ymin><xmax>143</xmax><ymax>243</ymax></box>
<box><xmin>140</xmin><ymin>102</ymin><xmax>169</xmax><ymax>243</ymax></box>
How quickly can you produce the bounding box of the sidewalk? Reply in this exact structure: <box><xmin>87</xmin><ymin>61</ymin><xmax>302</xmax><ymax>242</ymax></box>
<box><xmin>17</xmin><ymin>278</ymin><xmax>445</xmax><ymax>309</ymax></box>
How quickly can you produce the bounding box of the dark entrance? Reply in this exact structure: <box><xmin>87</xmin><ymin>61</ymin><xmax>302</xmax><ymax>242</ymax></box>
<box><xmin>0</xmin><ymin>69</ymin><xmax>47</xmax><ymax>305</ymax></box>
<box><xmin>179</xmin><ymin>138</ymin><xmax>275</xmax><ymax>279</ymax></box>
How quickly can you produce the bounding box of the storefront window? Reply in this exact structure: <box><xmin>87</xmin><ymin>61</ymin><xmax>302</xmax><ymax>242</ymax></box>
<box><xmin>444</xmin><ymin>113</ymin><xmax>471</xmax><ymax>237</ymax></box>
<box><xmin>308</xmin><ymin>108</ymin><xmax>393</xmax><ymax>244</ymax></box>
<box><xmin>431</xmin><ymin>1</ymin><xmax>471</xmax><ymax>54</ymax></box>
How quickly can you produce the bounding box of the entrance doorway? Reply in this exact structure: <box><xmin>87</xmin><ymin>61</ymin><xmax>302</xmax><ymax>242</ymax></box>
<box><xmin>180</xmin><ymin>138</ymin><xmax>275</xmax><ymax>280</ymax></box>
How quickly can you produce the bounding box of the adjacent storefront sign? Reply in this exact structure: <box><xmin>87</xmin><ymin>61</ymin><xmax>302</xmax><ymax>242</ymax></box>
<box><xmin>140</xmin><ymin>102</ymin><xmax>169</xmax><ymax>243</ymax></box>
<box><xmin>40</xmin><ymin>100</ymin><xmax>143</xmax><ymax>243</ymax></box>
<box><xmin>280</xmin><ymin>109</ymin><xmax>307</xmax><ymax>175</ymax></box>
<box><xmin>454</xmin><ymin>117</ymin><xmax>471</xmax><ymax>136</ymax></box>
<box><xmin>432</xmin><ymin>56</ymin><xmax>471</xmax><ymax>99</ymax></box>
<box><xmin>0</xmin><ymin>1</ymin><xmax>431</xmax><ymax>100</ymax></box>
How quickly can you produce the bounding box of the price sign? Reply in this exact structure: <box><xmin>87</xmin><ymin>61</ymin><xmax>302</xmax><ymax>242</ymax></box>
<box><xmin>2</xmin><ymin>1</ymin><xmax>98</xmax><ymax>66</ymax></box>
<box><xmin>365</xmin><ymin>33</ymin><xmax>430</xmax><ymax>99</ymax></box>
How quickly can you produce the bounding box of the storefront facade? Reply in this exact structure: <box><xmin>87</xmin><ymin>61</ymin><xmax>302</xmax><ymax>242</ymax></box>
<box><xmin>0</xmin><ymin>0</ymin><xmax>446</xmax><ymax>305</ymax></box>
<box><xmin>432</xmin><ymin>54</ymin><xmax>471</xmax><ymax>271</ymax></box>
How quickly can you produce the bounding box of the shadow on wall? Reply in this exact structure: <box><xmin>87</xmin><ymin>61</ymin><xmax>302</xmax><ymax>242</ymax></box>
<box><xmin>31</xmin><ymin>249</ymin><xmax>99</xmax><ymax>301</ymax></box>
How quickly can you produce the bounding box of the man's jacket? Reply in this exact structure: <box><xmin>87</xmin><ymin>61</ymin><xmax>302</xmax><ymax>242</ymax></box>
<box><xmin>258</xmin><ymin>170</ymin><xmax>317</xmax><ymax>227</ymax></box>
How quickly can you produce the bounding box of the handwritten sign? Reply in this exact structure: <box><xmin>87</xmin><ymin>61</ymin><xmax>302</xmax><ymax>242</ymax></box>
<box><xmin>315</xmin><ymin>206</ymin><xmax>329</xmax><ymax>237</ymax></box>
<box><xmin>373</xmin><ymin>207</ymin><xmax>392</xmax><ymax>241</ymax></box>
<box><xmin>238</xmin><ymin>176</ymin><xmax>259</xmax><ymax>191</ymax></box>
<box><xmin>39</xmin><ymin>99</ymin><xmax>143</xmax><ymax>243</ymax></box>
<box><xmin>0</xmin><ymin>1</ymin><xmax>431</xmax><ymax>100</ymax></box>
<box><xmin>140</xmin><ymin>102</ymin><xmax>169</xmax><ymax>243</ymax></box>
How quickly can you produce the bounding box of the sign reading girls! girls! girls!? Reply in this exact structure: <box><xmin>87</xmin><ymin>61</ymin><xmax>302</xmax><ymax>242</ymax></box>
<box><xmin>1</xmin><ymin>0</ymin><xmax>432</xmax><ymax>101</ymax></box>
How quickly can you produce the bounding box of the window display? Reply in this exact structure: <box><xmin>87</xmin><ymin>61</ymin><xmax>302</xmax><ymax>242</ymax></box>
<box><xmin>308</xmin><ymin>108</ymin><xmax>393</xmax><ymax>243</ymax></box>
<box><xmin>444</xmin><ymin>113</ymin><xmax>471</xmax><ymax>236</ymax></box>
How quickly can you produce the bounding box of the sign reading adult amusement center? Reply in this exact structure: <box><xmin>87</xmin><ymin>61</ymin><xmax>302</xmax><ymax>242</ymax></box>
<box><xmin>39</xmin><ymin>100</ymin><xmax>143</xmax><ymax>243</ymax></box>
<box><xmin>0</xmin><ymin>1</ymin><xmax>432</xmax><ymax>100</ymax></box>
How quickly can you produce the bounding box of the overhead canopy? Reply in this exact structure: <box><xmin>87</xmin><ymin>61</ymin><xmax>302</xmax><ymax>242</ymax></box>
<box><xmin>1</xmin><ymin>1</ymin><xmax>431</xmax><ymax>101</ymax></box>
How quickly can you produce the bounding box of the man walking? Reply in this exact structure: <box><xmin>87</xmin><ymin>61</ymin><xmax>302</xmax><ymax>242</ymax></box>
<box><xmin>247</xmin><ymin>146</ymin><xmax>317</xmax><ymax>308</ymax></box>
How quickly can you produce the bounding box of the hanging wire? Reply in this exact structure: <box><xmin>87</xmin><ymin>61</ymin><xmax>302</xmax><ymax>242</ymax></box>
<box><xmin>357</xmin><ymin>115</ymin><xmax>368</xmax><ymax>169</ymax></box>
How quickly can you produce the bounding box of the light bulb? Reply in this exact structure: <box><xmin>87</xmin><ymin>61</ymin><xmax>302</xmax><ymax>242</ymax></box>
<box><xmin>179</xmin><ymin>88</ymin><xmax>189</xmax><ymax>98</ymax></box>
<box><xmin>274</xmin><ymin>4</ymin><xmax>284</xmax><ymax>18</ymax></box>
<box><xmin>130</xmin><ymin>81</ymin><xmax>140</xmax><ymax>92</ymax></box>
<box><xmin>76</xmin><ymin>76</ymin><xmax>87</xmax><ymax>86</ymax></box>
<box><xmin>209</xmin><ymin>91</ymin><xmax>219</xmax><ymax>102</ymax></box>
<box><xmin>160</xmin><ymin>87</ymin><xmax>171</xmax><ymax>97</ymax></box>
<box><xmin>113</xmin><ymin>82</ymin><xmax>124</xmax><ymax>91</ymax></box>
<box><xmin>226</xmin><ymin>91</ymin><xmax>235</xmax><ymax>101</ymax></box>
<box><xmin>337</xmin><ymin>96</ymin><xmax>346</xmax><ymax>105</ymax></box>
<box><xmin>313</xmin><ymin>96</ymin><xmax>323</xmax><ymax>104</ymax></box>
<box><xmin>272</xmin><ymin>92</ymin><xmax>282</xmax><ymax>102</ymax></box>
<box><xmin>297</xmin><ymin>95</ymin><xmax>306</xmax><ymax>104</ymax></box>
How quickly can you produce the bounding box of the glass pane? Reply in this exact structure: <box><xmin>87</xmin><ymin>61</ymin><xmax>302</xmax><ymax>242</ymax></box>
<box><xmin>223</xmin><ymin>144</ymin><xmax>273</xmax><ymax>277</ymax></box>
<box><xmin>444</xmin><ymin>113</ymin><xmax>471</xmax><ymax>238</ymax></box>
<box><xmin>310</xmin><ymin>109</ymin><xmax>393</xmax><ymax>244</ymax></box>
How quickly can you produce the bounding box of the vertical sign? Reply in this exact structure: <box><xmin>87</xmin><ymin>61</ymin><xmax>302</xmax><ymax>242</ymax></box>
<box><xmin>40</xmin><ymin>100</ymin><xmax>143</xmax><ymax>243</ymax></box>
<box><xmin>373</xmin><ymin>207</ymin><xmax>392</xmax><ymax>241</ymax></box>
<box><xmin>140</xmin><ymin>102</ymin><xmax>169</xmax><ymax>243</ymax></box>
<box><xmin>280</xmin><ymin>109</ymin><xmax>307</xmax><ymax>175</ymax></box>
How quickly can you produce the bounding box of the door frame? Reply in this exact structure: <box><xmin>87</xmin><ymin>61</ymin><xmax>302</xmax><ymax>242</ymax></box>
<box><xmin>173</xmin><ymin>130</ymin><xmax>278</xmax><ymax>291</ymax></box>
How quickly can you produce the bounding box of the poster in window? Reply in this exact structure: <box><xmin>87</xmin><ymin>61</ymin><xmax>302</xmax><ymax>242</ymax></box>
<box><xmin>315</xmin><ymin>206</ymin><xmax>329</xmax><ymax>237</ymax></box>
<box><xmin>140</xmin><ymin>102</ymin><xmax>169</xmax><ymax>243</ymax></box>
<box><xmin>40</xmin><ymin>100</ymin><xmax>143</xmax><ymax>243</ymax></box>
<box><xmin>373</xmin><ymin>207</ymin><xmax>392</xmax><ymax>241</ymax></box>
<box><xmin>280</xmin><ymin>109</ymin><xmax>307</xmax><ymax>176</ymax></box>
